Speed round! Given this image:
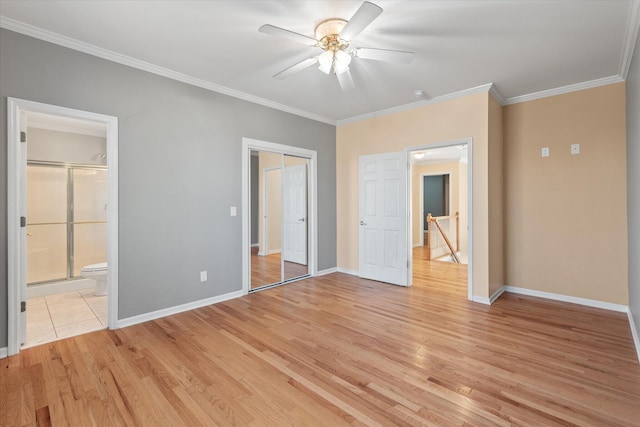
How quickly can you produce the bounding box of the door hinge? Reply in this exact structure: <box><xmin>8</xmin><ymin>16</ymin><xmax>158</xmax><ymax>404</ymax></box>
<box><xmin>20</xmin><ymin>216</ymin><xmax>26</xmax><ymax>227</ymax></box>
<box><xmin>21</xmin><ymin>301</ymin><xmax>26</xmax><ymax>312</ymax></box>
<box><xmin>20</xmin><ymin>131</ymin><xmax>26</xmax><ymax>143</ymax></box>
<box><xmin>407</xmin><ymin>260</ymin><xmax>410</xmax><ymax>268</ymax></box>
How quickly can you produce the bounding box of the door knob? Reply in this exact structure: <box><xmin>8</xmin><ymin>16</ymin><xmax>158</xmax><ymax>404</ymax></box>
<box><xmin>298</xmin><ymin>218</ymin><xmax>305</xmax><ymax>222</ymax></box>
<box><xmin>360</xmin><ymin>221</ymin><xmax>366</xmax><ymax>226</ymax></box>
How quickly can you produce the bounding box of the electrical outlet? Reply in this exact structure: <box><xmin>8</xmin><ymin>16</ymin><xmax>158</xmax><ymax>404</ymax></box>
<box><xmin>230</xmin><ymin>206</ymin><xmax>237</xmax><ymax>216</ymax></box>
<box><xmin>571</xmin><ymin>144</ymin><xmax>580</xmax><ymax>155</ymax></box>
<box><xmin>200</xmin><ymin>271</ymin><xmax>207</xmax><ymax>282</ymax></box>
<box><xmin>541</xmin><ymin>147</ymin><xmax>550</xmax><ymax>157</ymax></box>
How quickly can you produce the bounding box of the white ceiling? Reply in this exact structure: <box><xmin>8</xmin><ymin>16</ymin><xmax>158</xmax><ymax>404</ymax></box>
<box><xmin>1</xmin><ymin>1</ymin><xmax>638</xmax><ymax>124</ymax></box>
<box><xmin>411</xmin><ymin>145</ymin><xmax>467</xmax><ymax>165</ymax></box>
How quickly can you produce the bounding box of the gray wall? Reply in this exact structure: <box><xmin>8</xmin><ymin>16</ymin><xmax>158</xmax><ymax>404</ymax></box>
<box><xmin>627</xmin><ymin>36</ymin><xmax>640</xmax><ymax>351</ymax></box>
<box><xmin>0</xmin><ymin>29</ymin><xmax>337</xmax><ymax>348</ymax></box>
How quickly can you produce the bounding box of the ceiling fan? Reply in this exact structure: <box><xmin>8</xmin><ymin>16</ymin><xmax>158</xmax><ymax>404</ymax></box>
<box><xmin>259</xmin><ymin>1</ymin><xmax>414</xmax><ymax>91</ymax></box>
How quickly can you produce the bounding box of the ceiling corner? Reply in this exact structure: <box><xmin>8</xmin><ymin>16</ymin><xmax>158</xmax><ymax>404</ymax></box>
<box><xmin>619</xmin><ymin>0</ymin><xmax>640</xmax><ymax>79</ymax></box>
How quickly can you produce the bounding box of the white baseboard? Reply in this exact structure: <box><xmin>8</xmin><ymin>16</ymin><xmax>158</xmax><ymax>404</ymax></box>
<box><xmin>267</xmin><ymin>249</ymin><xmax>281</xmax><ymax>255</ymax></box>
<box><xmin>27</xmin><ymin>278</ymin><xmax>94</xmax><ymax>299</ymax></box>
<box><xmin>117</xmin><ymin>290</ymin><xmax>244</xmax><ymax>329</ymax></box>
<box><xmin>490</xmin><ymin>286</ymin><xmax>506</xmax><ymax>304</ymax></box>
<box><xmin>317</xmin><ymin>267</ymin><xmax>337</xmax><ymax>276</ymax></box>
<box><xmin>628</xmin><ymin>310</ymin><xmax>640</xmax><ymax>364</ymax></box>
<box><xmin>412</xmin><ymin>243</ymin><xmax>422</xmax><ymax>248</ymax></box>
<box><xmin>258</xmin><ymin>251</ymin><xmax>265</xmax><ymax>256</ymax></box>
<box><xmin>472</xmin><ymin>296</ymin><xmax>491</xmax><ymax>305</ymax></box>
<box><xmin>251</xmin><ymin>243</ymin><xmax>259</xmax><ymax>248</ymax></box>
<box><xmin>0</xmin><ymin>347</ymin><xmax>7</xmax><ymax>359</ymax></box>
<box><xmin>336</xmin><ymin>267</ymin><xmax>359</xmax><ymax>276</ymax></box>
<box><xmin>503</xmin><ymin>286</ymin><xmax>628</xmax><ymax>312</ymax></box>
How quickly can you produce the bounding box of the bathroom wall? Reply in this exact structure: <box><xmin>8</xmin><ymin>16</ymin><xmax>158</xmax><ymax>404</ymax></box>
<box><xmin>0</xmin><ymin>28</ymin><xmax>337</xmax><ymax>347</ymax></box>
<box><xmin>27</xmin><ymin>127</ymin><xmax>106</xmax><ymax>165</ymax></box>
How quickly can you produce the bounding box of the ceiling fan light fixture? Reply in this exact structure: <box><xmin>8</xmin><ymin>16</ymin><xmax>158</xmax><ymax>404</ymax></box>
<box><xmin>318</xmin><ymin>51</ymin><xmax>333</xmax><ymax>74</ymax></box>
<box><xmin>334</xmin><ymin>49</ymin><xmax>352</xmax><ymax>74</ymax></box>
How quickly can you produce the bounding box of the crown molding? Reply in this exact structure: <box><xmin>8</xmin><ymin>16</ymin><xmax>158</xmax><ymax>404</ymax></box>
<box><xmin>503</xmin><ymin>75</ymin><xmax>624</xmax><ymax>106</ymax></box>
<box><xmin>488</xmin><ymin>83</ymin><xmax>505</xmax><ymax>105</ymax></box>
<box><xmin>620</xmin><ymin>0</ymin><xmax>640</xmax><ymax>79</ymax></box>
<box><xmin>0</xmin><ymin>16</ymin><xmax>336</xmax><ymax>126</ymax></box>
<box><xmin>337</xmin><ymin>83</ymin><xmax>496</xmax><ymax>126</ymax></box>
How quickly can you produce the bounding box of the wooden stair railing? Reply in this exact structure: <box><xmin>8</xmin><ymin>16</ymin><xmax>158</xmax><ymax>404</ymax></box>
<box><xmin>426</xmin><ymin>212</ymin><xmax>460</xmax><ymax>263</ymax></box>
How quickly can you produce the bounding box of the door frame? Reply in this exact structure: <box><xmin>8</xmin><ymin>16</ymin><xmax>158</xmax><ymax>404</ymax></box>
<box><xmin>7</xmin><ymin>98</ymin><xmax>119</xmax><ymax>356</ymax></box>
<box><xmin>418</xmin><ymin>172</ymin><xmax>453</xmax><ymax>247</ymax></box>
<box><xmin>405</xmin><ymin>137</ymin><xmax>473</xmax><ymax>301</ymax></box>
<box><xmin>241</xmin><ymin>137</ymin><xmax>317</xmax><ymax>295</ymax></box>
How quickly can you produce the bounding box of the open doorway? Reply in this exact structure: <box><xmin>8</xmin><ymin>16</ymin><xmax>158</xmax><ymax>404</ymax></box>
<box><xmin>7</xmin><ymin>98</ymin><xmax>118</xmax><ymax>356</ymax></box>
<box><xmin>408</xmin><ymin>139</ymin><xmax>471</xmax><ymax>299</ymax></box>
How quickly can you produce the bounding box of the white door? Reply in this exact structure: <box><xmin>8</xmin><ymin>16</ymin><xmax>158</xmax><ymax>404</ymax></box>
<box><xmin>282</xmin><ymin>163</ymin><xmax>308</xmax><ymax>265</ymax></box>
<box><xmin>359</xmin><ymin>152</ymin><xmax>408</xmax><ymax>286</ymax></box>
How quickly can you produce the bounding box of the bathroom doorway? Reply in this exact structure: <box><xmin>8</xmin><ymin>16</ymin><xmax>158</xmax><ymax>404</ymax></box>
<box><xmin>7</xmin><ymin>98</ymin><xmax>119</xmax><ymax>356</ymax></box>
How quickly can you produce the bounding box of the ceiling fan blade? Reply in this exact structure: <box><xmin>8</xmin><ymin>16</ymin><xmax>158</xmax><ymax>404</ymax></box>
<box><xmin>336</xmin><ymin>70</ymin><xmax>355</xmax><ymax>91</ymax></box>
<box><xmin>340</xmin><ymin>1</ymin><xmax>383</xmax><ymax>41</ymax></box>
<box><xmin>259</xmin><ymin>24</ymin><xmax>318</xmax><ymax>46</ymax></box>
<box><xmin>273</xmin><ymin>57</ymin><xmax>318</xmax><ymax>79</ymax></box>
<box><xmin>353</xmin><ymin>48</ymin><xmax>414</xmax><ymax>64</ymax></box>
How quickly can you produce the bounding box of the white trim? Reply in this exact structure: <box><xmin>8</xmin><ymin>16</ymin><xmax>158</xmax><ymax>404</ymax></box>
<box><xmin>0</xmin><ymin>347</ymin><xmax>7</xmax><ymax>359</ymax></box>
<box><xmin>6</xmin><ymin>98</ymin><xmax>118</xmax><ymax>357</ymax></box>
<box><xmin>241</xmin><ymin>138</ymin><xmax>318</xmax><ymax>295</ymax></box>
<box><xmin>337</xmin><ymin>267</ymin><xmax>359</xmax><ymax>276</ymax></box>
<box><xmin>317</xmin><ymin>267</ymin><xmax>338</xmax><ymax>276</ymax></box>
<box><xmin>267</xmin><ymin>249</ymin><xmax>282</xmax><ymax>255</ymax></box>
<box><xmin>117</xmin><ymin>290</ymin><xmax>244</xmax><ymax>328</ymax></box>
<box><xmin>504</xmin><ymin>286</ymin><xmax>628</xmax><ymax>312</ymax></box>
<box><xmin>620</xmin><ymin>0</ymin><xmax>640</xmax><ymax>79</ymax></box>
<box><xmin>0</xmin><ymin>16</ymin><xmax>335</xmax><ymax>126</ymax></box>
<box><xmin>338</xmin><ymin>84</ymin><xmax>495</xmax><ymax>126</ymax></box>
<box><xmin>251</xmin><ymin>243</ymin><xmax>259</xmax><ymax>248</ymax></box>
<box><xmin>405</xmin><ymin>138</ymin><xmax>473</xmax><ymax>301</ymax></box>
<box><xmin>412</xmin><ymin>243</ymin><xmax>422</xmax><ymax>248</ymax></box>
<box><xmin>472</xmin><ymin>296</ymin><xmax>491</xmax><ymax>305</ymax></box>
<box><xmin>488</xmin><ymin>83</ymin><xmax>505</xmax><ymax>105</ymax></box>
<box><xmin>503</xmin><ymin>76</ymin><xmax>624</xmax><ymax>105</ymax></box>
<box><xmin>489</xmin><ymin>286</ymin><xmax>506</xmax><ymax>304</ymax></box>
<box><xmin>627</xmin><ymin>310</ymin><xmax>640</xmax><ymax>364</ymax></box>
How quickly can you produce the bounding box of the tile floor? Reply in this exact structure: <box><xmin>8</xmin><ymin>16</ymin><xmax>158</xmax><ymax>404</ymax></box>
<box><xmin>24</xmin><ymin>289</ymin><xmax>107</xmax><ymax>349</ymax></box>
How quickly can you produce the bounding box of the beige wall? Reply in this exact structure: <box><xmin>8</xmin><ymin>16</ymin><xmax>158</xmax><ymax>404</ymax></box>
<box><xmin>488</xmin><ymin>95</ymin><xmax>505</xmax><ymax>296</ymax></box>
<box><xmin>257</xmin><ymin>152</ymin><xmax>281</xmax><ymax>255</ymax></box>
<box><xmin>504</xmin><ymin>83</ymin><xmax>628</xmax><ymax>304</ymax></box>
<box><xmin>337</xmin><ymin>92</ymin><xmax>495</xmax><ymax>298</ymax></box>
<box><xmin>411</xmin><ymin>161</ymin><xmax>468</xmax><ymax>256</ymax></box>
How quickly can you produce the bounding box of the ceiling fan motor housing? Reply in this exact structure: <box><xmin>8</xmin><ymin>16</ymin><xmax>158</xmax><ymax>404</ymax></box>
<box><xmin>315</xmin><ymin>19</ymin><xmax>350</xmax><ymax>51</ymax></box>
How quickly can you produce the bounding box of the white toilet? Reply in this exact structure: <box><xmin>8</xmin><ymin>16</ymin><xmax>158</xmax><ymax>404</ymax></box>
<box><xmin>81</xmin><ymin>262</ymin><xmax>108</xmax><ymax>296</ymax></box>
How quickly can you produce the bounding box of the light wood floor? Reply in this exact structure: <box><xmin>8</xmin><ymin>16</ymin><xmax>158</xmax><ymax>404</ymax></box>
<box><xmin>251</xmin><ymin>247</ymin><xmax>308</xmax><ymax>290</ymax></box>
<box><xmin>2</xmin><ymin>253</ymin><xmax>639</xmax><ymax>426</ymax></box>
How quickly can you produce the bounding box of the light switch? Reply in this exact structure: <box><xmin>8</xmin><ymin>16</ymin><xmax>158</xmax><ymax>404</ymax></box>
<box><xmin>200</xmin><ymin>271</ymin><xmax>207</xmax><ymax>282</ymax></box>
<box><xmin>541</xmin><ymin>147</ymin><xmax>550</xmax><ymax>157</ymax></box>
<box><xmin>571</xmin><ymin>144</ymin><xmax>580</xmax><ymax>155</ymax></box>
<box><xmin>230</xmin><ymin>206</ymin><xmax>237</xmax><ymax>216</ymax></box>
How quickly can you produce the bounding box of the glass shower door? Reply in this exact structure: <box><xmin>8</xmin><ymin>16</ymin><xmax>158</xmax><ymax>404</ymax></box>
<box><xmin>72</xmin><ymin>168</ymin><xmax>108</xmax><ymax>276</ymax></box>
<box><xmin>26</xmin><ymin>165</ymin><xmax>68</xmax><ymax>284</ymax></box>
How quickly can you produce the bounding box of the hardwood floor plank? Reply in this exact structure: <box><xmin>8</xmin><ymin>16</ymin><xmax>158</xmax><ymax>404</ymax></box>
<box><xmin>3</xmin><ymin>255</ymin><xmax>640</xmax><ymax>426</ymax></box>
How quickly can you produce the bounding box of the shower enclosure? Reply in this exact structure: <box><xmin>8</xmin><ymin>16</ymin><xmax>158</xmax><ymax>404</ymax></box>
<box><xmin>26</xmin><ymin>162</ymin><xmax>107</xmax><ymax>286</ymax></box>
